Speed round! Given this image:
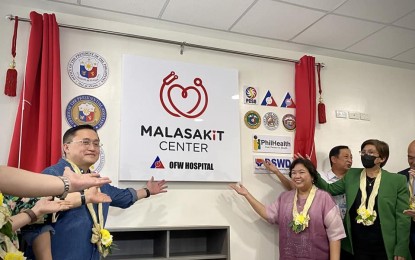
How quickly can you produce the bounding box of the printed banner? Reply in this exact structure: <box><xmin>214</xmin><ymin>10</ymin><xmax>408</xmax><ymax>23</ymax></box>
<box><xmin>252</xmin><ymin>134</ymin><xmax>293</xmax><ymax>153</ymax></box>
<box><xmin>119</xmin><ymin>55</ymin><xmax>241</xmax><ymax>182</ymax></box>
<box><xmin>253</xmin><ymin>156</ymin><xmax>292</xmax><ymax>174</ymax></box>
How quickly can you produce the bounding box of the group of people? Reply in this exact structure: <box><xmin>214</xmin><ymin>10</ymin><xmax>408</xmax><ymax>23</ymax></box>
<box><xmin>0</xmin><ymin>124</ymin><xmax>168</xmax><ymax>260</ymax></box>
<box><xmin>231</xmin><ymin>139</ymin><xmax>415</xmax><ymax>260</ymax></box>
<box><xmin>1</xmin><ymin>124</ymin><xmax>414</xmax><ymax>260</ymax></box>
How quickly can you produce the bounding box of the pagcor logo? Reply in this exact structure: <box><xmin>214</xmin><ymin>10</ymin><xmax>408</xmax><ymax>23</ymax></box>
<box><xmin>160</xmin><ymin>71</ymin><xmax>208</xmax><ymax>119</ymax></box>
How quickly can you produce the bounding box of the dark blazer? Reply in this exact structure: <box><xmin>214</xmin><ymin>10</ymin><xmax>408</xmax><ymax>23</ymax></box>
<box><xmin>398</xmin><ymin>168</ymin><xmax>415</xmax><ymax>244</ymax></box>
<box><xmin>316</xmin><ymin>168</ymin><xmax>411</xmax><ymax>260</ymax></box>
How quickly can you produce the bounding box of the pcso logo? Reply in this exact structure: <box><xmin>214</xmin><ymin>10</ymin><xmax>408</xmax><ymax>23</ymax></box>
<box><xmin>160</xmin><ymin>71</ymin><xmax>208</xmax><ymax>119</ymax></box>
<box><xmin>245</xmin><ymin>87</ymin><xmax>257</xmax><ymax>99</ymax></box>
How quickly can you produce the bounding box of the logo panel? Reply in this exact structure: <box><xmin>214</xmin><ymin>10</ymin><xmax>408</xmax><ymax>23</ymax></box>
<box><xmin>160</xmin><ymin>71</ymin><xmax>208</xmax><ymax>119</ymax></box>
<box><xmin>65</xmin><ymin>95</ymin><xmax>107</xmax><ymax>130</ymax></box>
<box><xmin>67</xmin><ymin>51</ymin><xmax>109</xmax><ymax>89</ymax></box>
<box><xmin>244</xmin><ymin>110</ymin><xmax>261</xmax><ymax>129</ymax></box>
<box><xmin>282</xmin><ymin>114</ymin><xmax>296</xmax><ymax>131</ymax></box>
<box><xmin>244</xmin><ymin>86</ymin><xmax>258</xmax><ymax>104</ymax></box>
<box><xmin>263</xmin><ymin>112</ymin><xmax>279</xmax><ymax>130</ymax></box>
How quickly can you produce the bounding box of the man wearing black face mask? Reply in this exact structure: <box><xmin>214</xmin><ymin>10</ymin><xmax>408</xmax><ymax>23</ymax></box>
<box><xmin>399</xmin><ymin>140</ymin><xmax>415</xmax><ymax>258</ymax></box>
<box><xmin>315</xmin><ymin>139</ymin><xmax>410</xmax><ymax>260</ymax></box>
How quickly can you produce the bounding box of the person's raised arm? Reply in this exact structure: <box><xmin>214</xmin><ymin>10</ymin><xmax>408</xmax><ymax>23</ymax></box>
<box><xmin>0</xmin><ymin>166</ymin><xmax>111</xmax><ymax>197</ymax></box>
<box><xmin>64</xmin><ymin>187</ymin><xmax>112</xmax><ymax>208</ymax></box>
<box><xmin>314</xmin><ymin>171</ymin><xmax>346</xmax><ymax>196</ymax></box>
<box><xmin>229</xmin><ymin>183</ymin><xmax>268</xmax><ymax>220</ymax></box>
<box><xmin>9</xmin><ymin>197</ymin><xmax>71</xmax><ymax>232</ymax></box>
<box><xmin>263</xmin><ymin>160</ymin><xmax>295</xmax><ymax>190</ymax></box>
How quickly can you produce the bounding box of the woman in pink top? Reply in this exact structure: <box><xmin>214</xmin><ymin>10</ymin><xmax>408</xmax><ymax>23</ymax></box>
<box><xmin>230</xmin><ymin>158</ymin><xmax>345</xmax><ymax>260</ymax></box>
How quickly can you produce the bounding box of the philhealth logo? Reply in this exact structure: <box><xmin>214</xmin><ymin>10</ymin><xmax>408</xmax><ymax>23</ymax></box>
<box><xmin>160</xmin><ymin>71</ymin><xmax>208</xmax><ymax>119</ymax></box>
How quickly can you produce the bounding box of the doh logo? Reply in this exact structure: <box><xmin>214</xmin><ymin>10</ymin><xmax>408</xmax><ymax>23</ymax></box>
<box><xmin>160</xmin><ymin>71</ymin><xmax>208</xmax><ymax>119</ymax></box>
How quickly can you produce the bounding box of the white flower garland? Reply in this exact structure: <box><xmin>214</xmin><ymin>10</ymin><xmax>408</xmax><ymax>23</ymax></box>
<box><xmin>0</xmin><ymin>193</ymin><xmax>26</xmax><ymax>260</ymax></box>
<box><xmin>66</xmin><ymin>160</ymin><xmax>113</xmax><ymax>257</ymax></box>
<box><xmin>289</xmin><ymin>185</ymin><xmax>317</xmax><ymax>233</ymax></box>
<box><xmin>356</xmin><ymin>170</ymin><xmax>381</xmax><ymax>226</ymax></box>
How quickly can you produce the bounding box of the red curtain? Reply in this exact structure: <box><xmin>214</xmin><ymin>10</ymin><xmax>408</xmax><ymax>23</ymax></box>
<box><xmin>294</xmin><ymin>55</ymin><xmax>317</xmax><ymax>166</ymax></box>
<box><xmin>7</xmin><ymin>11</ymin><xmax>61</xmax><ymax>172</ymax></box>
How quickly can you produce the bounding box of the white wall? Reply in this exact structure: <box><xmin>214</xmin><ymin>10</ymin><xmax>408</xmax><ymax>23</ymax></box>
<box><xmin>1</xmin><ymin>3</ymin><xmax>415</xmax><ymax>260</ymax></box>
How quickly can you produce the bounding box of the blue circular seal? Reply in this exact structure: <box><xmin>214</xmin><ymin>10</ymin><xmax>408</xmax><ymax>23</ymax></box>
<box><xmin>67</xmin><ymin>51</ymin><xmax>109</xmax><ymax>89</ymax></box>
<box><xmin>65</xmin><ymin>95</ymin><xmax>107</xmax><ymax>130</ymax></box>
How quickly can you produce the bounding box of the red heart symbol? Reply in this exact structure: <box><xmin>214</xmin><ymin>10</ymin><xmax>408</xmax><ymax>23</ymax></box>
<box><xmin>167</xmin><ymin>84</ymin><xmax>202</xmax><ymax>117</ymax></box>
<box><xmin>160</xmin><ymin>72</ymin><xmax>208</xmax><ymax>118</ymax></box>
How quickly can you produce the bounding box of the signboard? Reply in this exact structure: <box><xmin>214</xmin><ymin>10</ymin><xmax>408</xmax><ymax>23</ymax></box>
<box><xmin>119</xmin><ymin>55</ymin><xmax>241</xmax><ymax>182</ymax></box>
<box><xmin>253</xmin><ymin>155</ymin><xmax>292</xmax><ymax>174</ymax></box>
<box><xmin>252</xmin><ymin>134</ymin><xmax>293</xmax><ymax>153</ymax></box>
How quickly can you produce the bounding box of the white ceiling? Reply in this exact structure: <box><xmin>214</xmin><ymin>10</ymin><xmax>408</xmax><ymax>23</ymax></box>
<box><xmin>6</xmin><ymin>0</ymin><xmax>415</xmax><ymax>69</ymax></box>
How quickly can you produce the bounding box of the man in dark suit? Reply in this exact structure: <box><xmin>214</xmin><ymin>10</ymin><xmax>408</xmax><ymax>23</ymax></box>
<box><xmin>399</xmin><ymin>140</ymin><xmax>415</xmax><ymax>258</ymax></box>
<box><xmin>399</xmin><ymin>140</ymin><xmax>415</xmax><ymax>259</ymax></box>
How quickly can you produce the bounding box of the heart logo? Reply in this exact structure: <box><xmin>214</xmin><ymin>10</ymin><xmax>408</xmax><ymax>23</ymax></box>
<box><xmin>160</xmin><ymin>72</ymin><xmax>208</xmax><ymax>118</ymax></box>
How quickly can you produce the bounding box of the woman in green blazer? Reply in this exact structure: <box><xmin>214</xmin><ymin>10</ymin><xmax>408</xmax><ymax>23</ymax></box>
<box><xmin>316</xmin><ymin>139</ymin><xmax>411</xmax><ymax>260</ymax></box>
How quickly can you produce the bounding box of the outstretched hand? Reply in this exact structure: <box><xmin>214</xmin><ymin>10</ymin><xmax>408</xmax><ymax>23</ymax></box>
<box><xmin>403</xmin><ymin>209</ymin><xmax>415</xmax><ymax>218</ymax></box>
<box><xmin>293</xmin><ymin>152</ymin><xmax>310</xmax><ymax>160</ymax></box>
<box><xmin>262</xmin><ymin>160</ymin><xmax>279</xmax><ymax>174</ymax></box>
<box><xmin>63</xmin><ymin>167</ymin><xmax>112</xmax><ymax>192</ymax></box>
<box><xmin>85</xmin><ymin>187</ymin><xmax>112</xmax><ymax>204</ymax></box>
<box><xmin>229</xmin><ymin>183</ymin><xmax>249</xmax><ymax>196</ymax></box>
<box><xmin>32</xmin><ymin>197</ymin><xmax>72</xmax><ymax>215</ymax></box>
<box><xmin>146</xmin><ymin>176</ymin><xmax>168</xmax><ymax>195</ymax></box>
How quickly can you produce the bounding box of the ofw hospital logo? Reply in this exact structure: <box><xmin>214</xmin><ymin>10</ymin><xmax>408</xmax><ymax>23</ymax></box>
<box><xmin>160</xmin><ymin>71</ymin><xmax>208</xmax><ymax>119</ymax></box>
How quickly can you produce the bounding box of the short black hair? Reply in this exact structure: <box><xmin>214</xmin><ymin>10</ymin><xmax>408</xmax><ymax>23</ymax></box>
<box><xmin>288</xmin><ymin>158</ymin><xmax>318</xmax><ymax>182</ymax></box>
<box><xmin>360</xmin><ymin>139</ymin><xmax>389</xmax><ymax>167</ymax></box>
<box><xmin>329</xmin><ymin>145</ymin><xmax>350</xmax><ymax>167</ymax></box>
<box><xmin>62</xmin><ymin>124</ymin><xmax>97</xmax><ymax>144</ymax></box>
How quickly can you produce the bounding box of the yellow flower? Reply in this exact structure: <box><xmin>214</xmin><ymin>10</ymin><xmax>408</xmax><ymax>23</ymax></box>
<box><xmin>100</xmin><ymin>229</ymin><xmax>113</xmax><ymax>247</ymax></box>
<box><xmin>0</xmin><ymin>193</ymin><xmax>3</xmax><ymax>205</ymax></box>
<box><xmin>4</xmin><ymin>251</ymin><xmax>25</xmax><ymax>260</ymax></box>
<box><xmin>356</xmin><ymin>206</ymin><xmax>376</xmax><ymax>226</ymax></box>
